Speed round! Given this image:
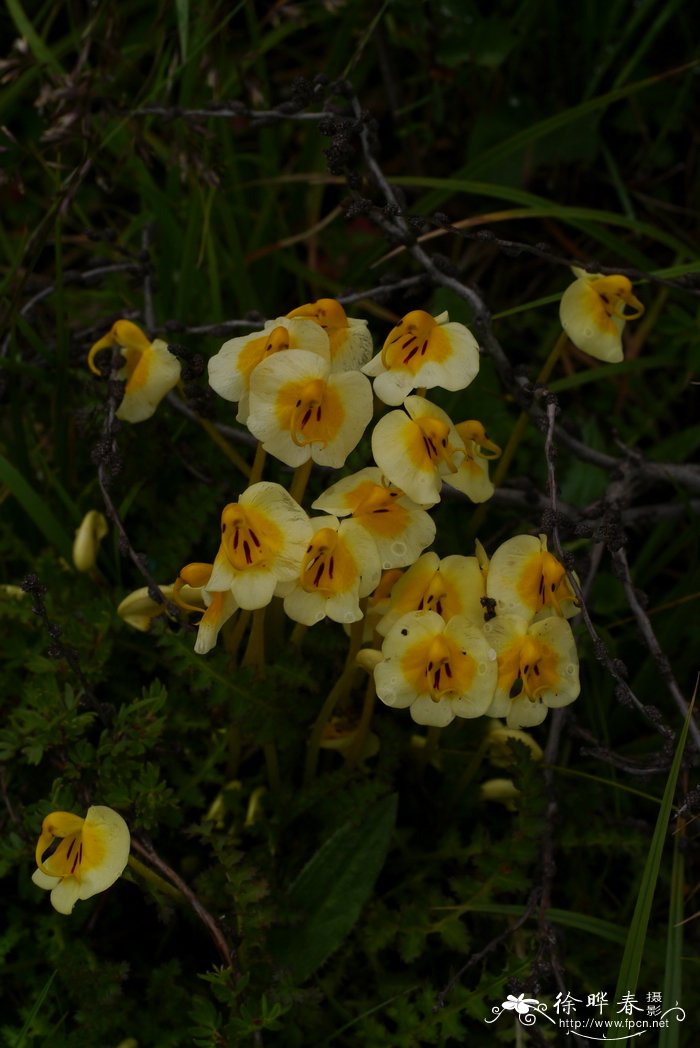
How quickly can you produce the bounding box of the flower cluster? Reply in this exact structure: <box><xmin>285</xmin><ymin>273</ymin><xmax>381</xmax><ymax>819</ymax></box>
<box><xmin>361</xmin><ymin>533</ymin><xmax>580</xmax><ymax>729</ymax></box>
<box><xmin>77</xmin><ymin>283</ymin><xmax>631</xmax><ymax>875</ymax></box>
<box><xmin>113</xmin><ymin>301</ymin><xmax>502</xmax><ymax>652</ymax></box>
<box><xmin>106</xmin><ymin>299</ymin><xmax>589</xmax><ymax>737</ymax></box>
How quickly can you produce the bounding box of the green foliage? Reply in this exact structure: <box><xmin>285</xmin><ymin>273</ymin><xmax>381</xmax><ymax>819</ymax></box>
<box><xmin>270</xmin><ymin>792</ymin><xmax>397</xmax><ymax>981</ymax></box>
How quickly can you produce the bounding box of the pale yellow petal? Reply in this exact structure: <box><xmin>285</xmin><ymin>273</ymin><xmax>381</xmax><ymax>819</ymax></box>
<box><xmin>371</xmin><ymin>411</ymin><xmax>442</xmax><ymax>506</ymax></box>
<box><xmin>50</xmin><ymin>877</ymin><xmax>82</xmax><ymax>915</ymax></box>
<box><xmin>78</xmin><ymin>805</ymin><xmax>130</xmax><ymax>899</ymax></box>
<box><xmin>117</xmin><ymin>340</ymin><xmax>181</xmax><ymax>423</ymax></box>
<box><xmin>559</xmin><ymin>278</ymin><xmax>624</xmax><ymax>363</ymax></box>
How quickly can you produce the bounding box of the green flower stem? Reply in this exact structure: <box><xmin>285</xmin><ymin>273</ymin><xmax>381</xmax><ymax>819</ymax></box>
<box><xmin>417</xmin><ymin>724</ymin><xmax>442</xmax><ymax>780</ymax></box>
<box><xmin>304</xmin><ymin>670</ymin><xmax>352</xmax><ymax>785</ymax></box>
<box><xmin>197</xmin><ymin>417</ymin><xmax>252</xmax><ymax>478</ymax></box>
<box><xmin>289</xmin><ymin>621</ymin><xmax>308</xmax><ymax>647</ymax></box>
<box><xmin>241</xmin><ymin>607</ymin><xmax>266</xmax><ymax>676</ymax></box>
<box><xmin>304</xmin><ymin>606</ymin><xmax>369</xmax><ymax>783</ymax></box>
<box><xmin>239</xmin><ymin>607</ymin><xmax>281</xmax><ymax>791</ymax></box>
<box><xmin>127</xmin><ymin>854</ymin><xmax>184</xmax><ymax>902</ymax></box>
<box><xmin>345</xmin><ymin>674</ymin><xmax>377</xmax><ymax>766</ymax></box>
<box><xmin>225</xmin><ymin>608</ymin><xmax>251</xmax><ymax>660</ymax></box>
<box><xmin>289</xmin><ymin>458</ymin><xmax>313</xmax><ymax>506</ymax></box>
<box><xmin>264</xmin><ymin>742</ymin><xmax>281</xmax><ymax>792</ymax></box>
<box><xmin>227</xmin><ymin>723</ymin><xmax>242</xmax><ymax>778</ymax></box>
<box><xmin>248</xmin><ymin>441</ymin><xmax>266</xmax><ymax>486</ymax></box>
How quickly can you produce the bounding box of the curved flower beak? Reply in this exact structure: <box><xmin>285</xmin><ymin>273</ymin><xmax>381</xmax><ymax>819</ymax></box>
<box><xmin>174</xmin><ymin>562</ymin><xmax>239</xmax><ymax>655</ymax></box>
<box><xmin>88</xmin><ymin>320</ymin><xmax>151</xmax><ymax>376</ymax></box>
<box><xmin>88</xmin><ymin>319</ymin><xmax>181</xmax><ymax>423</ymax></box>
<box><xmin>455</xmin><ymin>420</ymin><xmax>501</xmax><ymax>460</ymax></box>
<box><xmin>287</xmin><ymin>298</ymin><xmax>373</xmax><ymax>372</ymax></box>
<box><xmin>480</xmin><ymin>778</ymin><xmax>520</xmax><ymax>811</ymax></box>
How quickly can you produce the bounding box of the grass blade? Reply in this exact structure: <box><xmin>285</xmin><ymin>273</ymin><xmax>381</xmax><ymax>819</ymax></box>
<box><xmin>613</xmin><ymin>698</ymin><xmax>694</xmax><ymax>1009</ymax></box>
<box><xmin>175</xmin><ymin>0</ymin><xmax>189</xmax><ymax>62</ymax></box>
<box><xmin>5</xmin><ymin>0</ymin><xmax>63</xmax><ymax>75</ymax></box>
<box><xmin>16</xmin><ymin>969</ymin><xmax>57</xmax><ymax>1047</ymax></box>
<box><xmin>658</xmin><ymin>835</ymin><xmax>684</xmax><ymax>1048</ymax></box>
<box><xmin>0</xmin><ymin>454</ymin><xmax>73</xmax><ymax>560</ymax></box>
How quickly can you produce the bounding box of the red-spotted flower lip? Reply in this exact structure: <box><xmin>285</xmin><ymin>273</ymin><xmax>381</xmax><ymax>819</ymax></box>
<box><xmin>362</xmin><ymin>309</ymin><xmax>479</xmax><ymax>405</ymax></box>
<box><xmin>32</xmin><ymin>805</ymin><xmax>130</xmax><ymax>915</ymax></box>
<box><xmin>246</xmin><ymin>350</ymin><xmax>373</xmax><ymax>469</ymax></box>
<box><xmin>278</xmin><ymin>515</ymin><xmax>381</xmax><ymax>626</ymax></box>
<box><xmin>371</xmin><ymin>609</ymin><xmax>497</xmax><ymax>727</ymax></box>
<box><xmin>205</xmin><ymin>483</ymin><xmax>313</xmax><ymax>611</ymax></box>
<box><xmin>559</xmin><ymin>268</ymin><xmax>644</xmax><ymax>364</ymax></box>
<box><xmin>484</xmin><ymin>613</ymin><xmax>580</xmax><ymax>729</ymax></box>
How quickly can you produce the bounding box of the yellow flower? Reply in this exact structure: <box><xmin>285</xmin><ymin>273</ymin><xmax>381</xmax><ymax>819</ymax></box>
<box><xmin>32</xmin><ymin>805</ymin><xmax>130</xmax><ymax>915</ymax></box>
<box><xmin>371</xmin><ymin>396</ymin><xmax>469</xmax><ymax>506</ymax></box>
<box><xmin>208</xmin><ymin>317</ymin><xmax>330</xmax><ymax>424</ymax></box>
<box><xmin>484</xmin><ymin>614</ymin><xmax>580</xmax><ymax>728</ymax></box>
<box><xmin>206</xmin><ymin>482</ymin><xmax>312</xmax><ymax>609</ymax></box>
<box><xmin>362</xmin><ymin>309</ymin><xmax>479</xmax><ymax>405</ymax></box>
<box><xmin>311</xmin><ymin>466</ymin><xmax>436</xmax><ymax>569</ymax></box>
<box><xmin>559</xmin><ymin>268</ymin><xmax>644</xmax><ymax>363</ymax></box>
<box><xmin>88</xmin><ymin>320</ymin><xmax>181</xmax><ymax>423</ymax></box>
<box><xmin>176</xmin><ymin>562</ymin><xmax>238</xmax><ymax>655</ymax></box>
<box><xmin>376</xmin><ymin>551</ymin><xmax>486</xmax><ymax>637</ymax></box>
<box><xmin>372</xmin><ymin>609</ymin><xmax>497</xmax><ymax>727</ymax></box>
<box><xmin>486</xmin><ymin>533</ymin><xmax>579</xmax><ymax>621</ymax></box>
<box><xmin>247</xmin><ymin>349</ymin><xmax>373</xmax><ymax>468</ymax></box>
<box><xmin>277</xmin><ymin>515</ymin><xmax>381</xmax><ymax>625</ymax></box>
<box><xmin>72</xmin><ymin>510</ymin><xmax>108</xmax><ymax>572</ymax></box>
<box><xmin>287</xmin><ymin>298</ymin><xmax>373</xmax><ymax>372</ymax></box>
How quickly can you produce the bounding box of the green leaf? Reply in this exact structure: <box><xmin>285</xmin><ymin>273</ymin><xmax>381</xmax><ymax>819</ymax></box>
<box><xmin>613</xmin><ymin>699</ymin><xmax>694</xmax><ymax>1007</ymax></box>
<box><xmin>270</xmin><ymin>792</ymin><xmax>397</xmax><ymax>981</ymax></box>
<box><xmin>175</xmin><ymin>0</ymin><xmax>189</xmax><ymax>62</ymax></box>
<box><xmin>659</xmin><ymin>836</ymin><xmax>684</xmax><ymax>1048</ymax></box>
<box><xmin>5</xmin><ymin>0</ymin><xmax>63</xmax><ymax>75</ymax></box>
<box><xmin>16</xmin><ymin>970</ymin><xmax>57</xmax><ymax>1047</ymax></box>
<box><xmin>0</xmin><ymin>454</ymin><xmax>73</xmax><ymax>560</ymax></box>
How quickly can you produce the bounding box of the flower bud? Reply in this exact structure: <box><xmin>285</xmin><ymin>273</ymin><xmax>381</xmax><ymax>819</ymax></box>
<box><xmin>72</xmin><ymin>510</ymin><xmax>108</xmax><ymax>572</ymax></box>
